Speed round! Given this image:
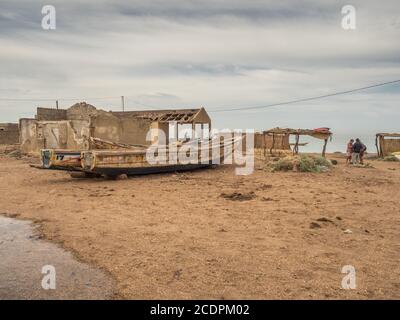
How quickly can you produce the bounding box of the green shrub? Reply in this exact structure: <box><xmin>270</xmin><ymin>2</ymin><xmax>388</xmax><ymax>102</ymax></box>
<box><xmin>270</xmin><ymin>155</ymin><xmax>332</xmax><ymax>173</ymax></box>
<box><xmin>271</xmin><ymin>157</ymin><xmax>294</xmax><ymax>171</ymax></box>
<box><xmin>314</xmin><ymin>156</ymin><xmax>332</xmax><ymax>167</ymax></box>
<box><xmin>298</xmin><ymin>156</ymin><xmax>317</xmax><ymax>172</ymax></box>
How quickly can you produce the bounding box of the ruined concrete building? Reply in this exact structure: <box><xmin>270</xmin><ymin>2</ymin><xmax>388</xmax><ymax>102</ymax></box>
<box><xmin>19</xmin><ymin>102</ymin><xmax>211</xmax><ymax>154</ymax></box>
<box><xmin>0</xmin><ymin>123</ymin><xmax>19</xmax><ymax>145</ymax></box>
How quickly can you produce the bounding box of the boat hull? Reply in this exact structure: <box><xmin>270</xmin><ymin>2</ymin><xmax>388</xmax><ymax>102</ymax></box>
<box><xmin>87</xmin><ymin>163</ymin><xmax>213</xmax><ymax>176</ymax></box>
<box><xmin>38</xmin><ymin>136</ymin><xmax>243</xmax><ymax>177</ymax></box>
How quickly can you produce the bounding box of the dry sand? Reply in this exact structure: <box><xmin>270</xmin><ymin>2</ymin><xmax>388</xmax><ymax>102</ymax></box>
<box><xmin>0</xmin><ymin>153</ymin><xmax>399</xmax><ymax>299</ymax></box>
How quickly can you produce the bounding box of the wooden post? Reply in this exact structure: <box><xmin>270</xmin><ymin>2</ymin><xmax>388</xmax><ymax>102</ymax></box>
<box><xmin>293</xmin><ymin>134</ymin><xmax>299</xmax><ymax>155</ymax></box>
<box><xmin>375</xmin><ymin>135</ymin><xmax>380</xmax><ymax>157</ymax></box>
<box><xmin>270</xmin><ymin>133</ymin><xmax>275</xmax><ymax>155</ymax></box>
<box><xmin>56</xmin><ymin>100</ymin><xmax>59</xmax><ymax>110</ymax></box>
<box><xmin>121</xmin><ymin>96</ymin><xmax>125</xmax><ymax>112</ymax></box>
<box><xmin>379</xmin><ymin>135</ymin><xmax>385</xmax><ymax>157</ymax></box>
<box><xmin>263</xmin><ymin>133</ymin><xmax>267</xmax><ymax>158</ymax></box>
<box><xmin>322</xmin><ymin>138</ymin><xmax>328</xmax><ymax>157</ymax></box>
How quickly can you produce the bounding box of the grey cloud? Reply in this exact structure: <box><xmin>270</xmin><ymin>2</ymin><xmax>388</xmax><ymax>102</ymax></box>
<box><xmin>0</xmin><ymin>0</ymin><xmax>399</xmax><ymax>143</ymax></box>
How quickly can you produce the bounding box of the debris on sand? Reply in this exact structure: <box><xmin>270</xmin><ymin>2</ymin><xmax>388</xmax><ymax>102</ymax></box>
<box><xmin>343</xmin><ymin>229</ymin><xmax>353</xmax><ymax>234</ymax></box>
<box><xmin>316</xmin><ymin>217</ymin><xmax>335</xmax><ymax>224</ymax></box>
<box><xmin>310</xmin><ymin>217</ymin><xmax>336</xmax><ymax>229</ymax></box>
<box><xmin>383</xmin><ymin>155</ymin><xmax>399</xmax><ymax>162</ymax></box>
<box><xmin>309</xmin><ymin>222</ymin><xmax>322</xmax><ymax>229</ymax></box>
<box><xmin>173</xmin><ymin>269</ymin><xmax>182</xmax><ymax>280</ymax></box>
<box><xmin>89</xmin><ymin>193</ymin><xmax>112</xmax><ymax>197</ymax></box>
<box><xmin>220</xmin><ymin>191</ymin><xmax>256</xmax><ymax>201</ymax></box>
<box><xmin>352</xmin><ymin>163</ymin><xmax>375</xmax><ymax>169</ymax></box>
<box><xmin>262</xmin><ymin>197</ymin><xmax>275</xmax><ymax>202</ymax></box>
<box><xmin>6</xmin><ymin>149</ymin><xmax>22</xmax><ymax>159</ymax></box>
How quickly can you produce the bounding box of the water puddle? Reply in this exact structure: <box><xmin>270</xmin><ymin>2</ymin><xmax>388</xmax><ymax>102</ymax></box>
<box><xmin>0</xmin><ymin>216</ymin><xmax>114</xmax><ymax>299</ymax></box>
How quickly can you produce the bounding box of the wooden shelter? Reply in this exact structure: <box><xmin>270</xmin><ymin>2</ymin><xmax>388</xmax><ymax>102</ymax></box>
<box><xmin>262</xmin><ymin>127</ymin><xmax>332</xmax><ymax>157</ymax></box>
<box><xmin>376</xmin><ymin>133</ymin><xmax>400</xmax><ymax>157</ymax></box>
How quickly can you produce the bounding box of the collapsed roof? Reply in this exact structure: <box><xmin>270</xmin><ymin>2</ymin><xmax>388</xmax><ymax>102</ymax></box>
<box><xmin>111</xmin><ymin>107</ymin><xmax>211</xmax><ymax>124</ymax></box>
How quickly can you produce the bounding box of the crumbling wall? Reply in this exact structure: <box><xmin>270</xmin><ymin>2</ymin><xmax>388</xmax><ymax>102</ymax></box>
<box><xmin>89</xmin><ymin>111</ymin><xmax>121</xmax><ymax>143</ymax></box>
<box><xmin>0</xmin><ymin>123</ymin><xmax>19</xmax><ymax>144</ymax></box>
<box><xmin>20</xmin><ymin>119</ymin><xmax>39</xmax><ymax>153</ymax></box>
<box><xmin>37</xmin><ymin>122</ymin><xmax>69</xmax><ymax>149</ymax></box>
<box><xmin>37</xmin><ymin>108</ymin><xmax>67</xmax><ymax>121</ymax></box>
<box><xmin>36</xmin><ymin>102</ymin><xmax>97</xmax><ymax>121</ymax></box>
<box><xmin>68</xmin><ymin>120</ymin><xmax>90</xmax><ymax>150</ymax></box>
<box><xmin>66</xmin><ymin>102</ymin><xmax>97</xmax><ymax>121</ymax></box>
<box><xmin>90</xmin><ymin>112</ymin><xmax>154</xmax><ymax>146</ymax></box>
<box><xmin>120</xmin><ymin>117</ymin><xmax>155</xmax><ymax>145</ymax></box>
<box><xmin>20</xmin><ymin>119</ymin><xmax>90</xmax><ymax>154</ymax></box>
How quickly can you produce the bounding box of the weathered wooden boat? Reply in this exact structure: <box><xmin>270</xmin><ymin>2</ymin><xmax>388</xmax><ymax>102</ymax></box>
<box><xmin>39</xmin><ymin>149</ymin><xmax>83</xmax><ymax>171</ymax></box>
<box><xmin>37</xmin><ymin>136</ymin><xmax>244</xmax><ymax>177</ymax></box>
<box><xmin>35</xmin><ymin>137</ymin><xmax>151</xmax><ymax>172</ymax></box>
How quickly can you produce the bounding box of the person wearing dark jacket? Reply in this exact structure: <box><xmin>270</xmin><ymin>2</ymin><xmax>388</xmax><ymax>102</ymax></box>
<box><xmin>351</xmin><ymin>138</ymin><xmax>363</xmax><ymax>164</ymax></box>
<box><xmin>360</xmin><ymin>141</ymin><xmax>367</xmax><ymax>164</ymax></box>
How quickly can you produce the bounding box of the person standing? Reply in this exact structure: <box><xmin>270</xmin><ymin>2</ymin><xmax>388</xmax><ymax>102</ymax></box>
<box><xmin>346</xmin><ymin>139</ymin><xmax>354</xmax><ymax>164</ymax></box>
<box><xmin>351</xmin><ymin>138</ymin><xmax>363</xmax><ymax>164</ymax></box>
<box><xmin>359</xmin><ymin>141</ymin><xmax>367</xmax><ymax>165</ymax></box>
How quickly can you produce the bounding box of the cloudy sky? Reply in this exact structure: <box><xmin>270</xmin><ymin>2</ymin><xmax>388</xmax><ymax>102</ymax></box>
<box><xmin>1</xmin><ymin>0</ymin><xmax>399</xmax><ymax>150</ymax></box>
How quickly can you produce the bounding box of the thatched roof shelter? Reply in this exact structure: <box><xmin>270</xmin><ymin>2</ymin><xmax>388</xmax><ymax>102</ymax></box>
<box><xmin>262</xmin><ymin>127</ymin><xmax>333</xmax><ymax>157</ymax></box>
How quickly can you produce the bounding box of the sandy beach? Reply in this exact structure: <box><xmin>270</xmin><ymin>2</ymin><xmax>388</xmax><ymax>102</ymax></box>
<box><xmin>0</xmin><ymin>152</ymin><xmax>399</xmax><ymax>299</ymax></box>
